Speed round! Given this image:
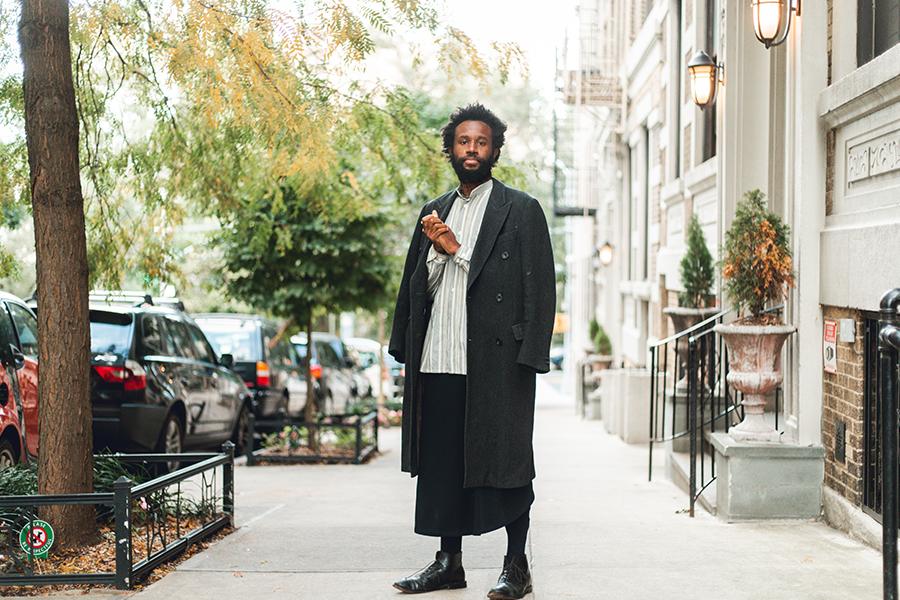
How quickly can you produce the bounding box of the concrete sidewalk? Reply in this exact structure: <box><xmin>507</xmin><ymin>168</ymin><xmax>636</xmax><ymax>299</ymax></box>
<box><xmin>117</xmin><ymin>373</ymin><xmax>883</xmax><ymax>599</ymax></box>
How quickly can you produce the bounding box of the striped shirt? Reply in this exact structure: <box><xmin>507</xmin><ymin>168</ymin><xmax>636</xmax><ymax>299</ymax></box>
<box><xmin>420</xmin><ymin>180</ymin><xmax>493</xmax><ymax>375</ymax></box>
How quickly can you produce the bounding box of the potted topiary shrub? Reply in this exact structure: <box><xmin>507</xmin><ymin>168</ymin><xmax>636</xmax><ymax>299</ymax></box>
<box><xmin>588</xmin><ymin>318</ymin><xmax>614</xmax><ymax>370</ymax></box>
<box><xmin>714</xmin><ymin>190</ymin><xmax>795</xmax><ymax>442</ymax></box>
<box><xmin>664</xmin><ymin>213</ymin><xmax>718</xmax><ymax>389</ymax></box>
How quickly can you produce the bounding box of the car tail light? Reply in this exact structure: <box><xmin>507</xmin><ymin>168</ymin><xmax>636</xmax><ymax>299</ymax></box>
<box><xmin>93</xmin><ymin>360</ymin><xmax>147</xmax><ymax>391</ymax></box>
<box><xmin>256</xmin><ymin>361</ymin><xmax>271</xmax><ymax>387</ymax></box>
<box><xmin>400</xmin><ymin>366</ymin><xmax>405</xmax><ymax>377</ymax></box>
<box><xmin>310</xmin><ymin>364</ymin><xmax>323</xmax><ymax>380</ymax></box>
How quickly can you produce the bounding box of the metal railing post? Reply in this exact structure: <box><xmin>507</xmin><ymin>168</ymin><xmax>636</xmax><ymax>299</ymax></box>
<box><xmin>649</xmin><ymin>346</ymin><xmax>656</xmax><ymax>482</ymax></box>
<box><xmin>879</xmin><ymin>288</ymin><xmax>900</xmax><ymax>600</ymax></box>
<box><xmin>113</xmin><ymin>476</ymin><xmax>133</xmax><ymax>590</ymax></box>
<box><xmin>222</xmin><ymin>441</ymin><xmax>235</xmax><ymax>526</ymax></box>
<box><xmin>688</xmin><ymin>337</ymin><xmax>698</xmax><ymax>518</ymax></box>
<box><xmin>355</xmin><ymin>419</ymin><xmax>363</xmax><ymax>464</ymax></box>
<box><xmin>373</xmin><ymin>410</ymin><xmax>380</xmax><ymax>453</ymax></box>
<box><xmin>246</xmin><ymin>412</ymin><xmax>257</xmax><ymax>466</ymax></box>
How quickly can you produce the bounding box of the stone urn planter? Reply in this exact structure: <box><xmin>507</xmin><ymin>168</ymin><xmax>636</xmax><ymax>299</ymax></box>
<box><xmin>713</xmin><ymin>323</ymin><xmax>796</xmax><ymax>442</ymax></box>
<box><xmin>663</xmin><ymin>306</ymin><xmax>719</xmax><ymax>390</ymax></box>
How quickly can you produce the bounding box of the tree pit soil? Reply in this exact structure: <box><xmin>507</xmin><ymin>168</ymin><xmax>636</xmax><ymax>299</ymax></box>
<box><xmin>1</xmin><ymin>516</ymin><xmax>233</xmax><ymax>596</ymax></box>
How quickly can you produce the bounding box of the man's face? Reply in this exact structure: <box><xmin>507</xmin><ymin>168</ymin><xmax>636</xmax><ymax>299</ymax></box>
<box><xmin>450</xmin><ymin>120</ymin><xmax>498</xmax><ymax>184</ymax></box>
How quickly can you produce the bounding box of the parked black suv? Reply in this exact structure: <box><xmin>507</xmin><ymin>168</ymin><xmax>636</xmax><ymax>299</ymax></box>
<box><xmin>89</xmin><ymin>300</ymin><xmax>253</xmax><ymax>455</ymax></box>
<box><xmin>194</xmin><ymin>314</ymin><xmax>308</xmax><ymax>425</ymax></box>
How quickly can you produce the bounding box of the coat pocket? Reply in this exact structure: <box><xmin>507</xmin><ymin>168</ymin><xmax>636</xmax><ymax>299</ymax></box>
<box><xmin>512</xmin><ymin>322</ymin><xmax>525</xmax><ymax>342</ymax></box>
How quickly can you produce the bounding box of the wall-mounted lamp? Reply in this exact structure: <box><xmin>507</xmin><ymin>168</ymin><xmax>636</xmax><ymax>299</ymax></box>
<box><xmin>687</xmin><ymin>51</ymin><xmax>724</xmax><ymax>109</ymax></box>
<box><xmin>751</xmin><ymin>0</ymin><xmax>801</xmax><ymax>49</ymax></box>
<box><xmin>597</xmin><ymin>242</ymin><xmax>614</xmax><ymax>267</ymax></box>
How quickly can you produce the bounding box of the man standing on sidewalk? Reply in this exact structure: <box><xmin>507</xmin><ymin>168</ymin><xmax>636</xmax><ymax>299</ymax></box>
<box><xmin>388</xmin><ymin>104</ymin><xmax>555</xmax><ymax>599</ymax></box>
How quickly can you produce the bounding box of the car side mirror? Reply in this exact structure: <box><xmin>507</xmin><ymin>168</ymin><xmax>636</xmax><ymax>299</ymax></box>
<box><xmin>219</xmin><ymin>353</ymin><xmax>234</xmax><ymax>369</ymax></box>
<box><xmin>10</xmin><ymin>345</ymin><xmax>25</xmax><ymax>371</ymax></box>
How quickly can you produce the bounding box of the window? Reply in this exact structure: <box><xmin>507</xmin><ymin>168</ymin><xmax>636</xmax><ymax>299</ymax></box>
<box><xmin>187</xmin><ymin>324</ymin><xmax>218</xmax><ymax>364</ymax></box>
<box><xmin>140</xmin><ymin>315</ymin><xmax>168</xmax><ymax>357</ymax></box>
<box><xmin>89</xmin><ymin>310</ymin><xmax>134</xmax><ymax>356</ymax></box>
<box><xmin>702</xmin><ymin>0</ymin><xmax>718</xmax><ymax>162</ymax></box>
<box><xmin>315</xmin><ymin>341</ymin><xmax>340</xmax><ymax>368</ymax></box>
<box><xmin>858</xmin><ymin>0</ymin><xmax>900</xmax><ymax>66</ymax></box>
<box><xmin>7</xmin><ymin>303</ymin><xmax>38</xmax><ymax>358</ymax></box>
<box><xmin>195</xmin><ymin>318</ymin><xmax>259</xmax><ymax>362</ymax></box>
<box><xmin>166</xmin><ymin>318</ymin><xmax>200</xmax><ymax>360</ymax></box>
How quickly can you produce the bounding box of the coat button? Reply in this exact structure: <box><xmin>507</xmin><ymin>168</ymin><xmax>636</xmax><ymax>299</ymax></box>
<box><xmin>501</xmin><ymin>251</ymin><xmax>510</xmax><ymax>260</ymax></box>
<box><xmin>495</xmin><ymin>338</ymin><xmax>503</xmax><ymax>346</ymax></box>
<box><xmin>496</xmin><ymin>293</ymin><xmax>503</xmax><ymax>302</ymax></box>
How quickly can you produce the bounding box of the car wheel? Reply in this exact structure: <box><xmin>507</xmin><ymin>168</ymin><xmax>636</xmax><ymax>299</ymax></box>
<box><xmin>156</xmin><ymin>413</ymin><xmax>184</xmax><ymax>473</ymax></box>
<box><xmin>0</xmin><ymin>440</ymin><xmax>17</xmax><ymax>469</ymax></box>
<box><xmin>233</xmin><ymin>403</ymin><xmax>252</xmax><ymax>455</ymax></box>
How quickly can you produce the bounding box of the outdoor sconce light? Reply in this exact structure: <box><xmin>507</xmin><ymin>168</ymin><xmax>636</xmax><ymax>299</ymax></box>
<box><xmin>597</xmin><ymin>242</ymin><xmax>614</xmax><ymax>267</ymax></box>
<box><xmin>687</xmin><ymin>51</ymin><xmax>723</xmax><ymax>109</ymax></box>
<box><xmin>751</xmin><ymin>0</ymin><xmax>801</xmax><ymax>49</ymax></box>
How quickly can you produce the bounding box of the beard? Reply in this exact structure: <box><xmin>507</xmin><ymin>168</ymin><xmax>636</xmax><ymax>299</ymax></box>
<box><xmin>451</xmin><ymin>154</ymin><xmax>494</xmax><ymax>184</ymax></box>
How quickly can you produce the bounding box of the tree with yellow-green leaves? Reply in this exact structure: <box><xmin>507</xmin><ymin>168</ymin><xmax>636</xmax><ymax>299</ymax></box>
<box><xmin>2</xmin><ymin>0</ymin><xmax>523</xmax><ymax>547</ymax></box>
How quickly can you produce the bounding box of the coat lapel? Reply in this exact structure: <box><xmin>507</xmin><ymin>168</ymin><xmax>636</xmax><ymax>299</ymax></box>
<box><xmin>467</xmin><ymin>179</ymin><xmax>511</xmax><ymax>290</ymax></box>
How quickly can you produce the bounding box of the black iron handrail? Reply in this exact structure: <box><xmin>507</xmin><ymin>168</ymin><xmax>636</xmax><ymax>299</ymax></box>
<box><xmin>0</xmin><ymin>443</ymin><xmax>235</xmax><ymax>590</ymax></box>
<box><xmin>648</xmin><ymin>304</ymin><xmax>787</xmax><ymax>517</ymax></box>
<box><xmin>877</xmin><ymin>288</ymin><xmax>900</xmax><ymax>600</ymax></box>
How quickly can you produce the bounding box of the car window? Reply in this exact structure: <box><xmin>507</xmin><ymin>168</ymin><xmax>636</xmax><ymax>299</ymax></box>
<box><xmin>196</xmin><ymin>318</ymin><xmax>259</xmax><ymax>362</ymax></box>
<box><xmin>89</xmin><ymin>310</ymin><xmax>134</xmax><ymax>356</ymax></box>
<box><xmin>0</xmin><ymin>306</ymin><xmax>17</xmax><ymax>365</ymax></box>
<box><xmin>293</xmin><ymin>342</ymin><xmax>308</xmax><ymax>366</ymax></box>
<box><xmin>276</xmin><ymin>339</ymin><xmax>297</xmax><ymax>367</ymax></box>
<box><xmin>140</xmin><ymin>315</ymin><xmax>168</xmax><ymax>357</ymax></box>
<box><xmin>187</xmin><ymin>325</ymin><xmax>218</xmax><ymax>364</ymax></box>
<box><xmin>315</xmin><ymin>340</ymin><xmax>339</xmax><ymax>367</ymax></box>
<box><xmin>261</xmin><ymin>325</ymin><xmax>276</xmax><ymax>362</ymax></box>
<box><xmin>7</xmin><ymin>302</ymin><xmax>38</xmax><ymax>358</ymax></box>
<box><xmin>165</xmin><ymin>318</ymin><xmax>199</xmax><ymax>360</ymax></box>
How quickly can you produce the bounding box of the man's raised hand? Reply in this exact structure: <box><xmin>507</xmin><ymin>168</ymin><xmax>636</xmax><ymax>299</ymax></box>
<box><xmin>421</xmin><ymin>210</ymin><xmax>461</xmax><ymax>255</ymax></box>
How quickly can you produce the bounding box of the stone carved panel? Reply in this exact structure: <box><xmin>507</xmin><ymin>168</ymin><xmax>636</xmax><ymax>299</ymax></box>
<box><xmin>847</xmin><ymin>129</ymin><xmax>900</xmax><ymax>184</ymax></box>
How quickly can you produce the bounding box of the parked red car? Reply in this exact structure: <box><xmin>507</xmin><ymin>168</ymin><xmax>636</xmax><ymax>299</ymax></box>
<box><xmin>0</xmin><ymin>291</ymin><xmax>39</xmax><ymax>467</ymax></box>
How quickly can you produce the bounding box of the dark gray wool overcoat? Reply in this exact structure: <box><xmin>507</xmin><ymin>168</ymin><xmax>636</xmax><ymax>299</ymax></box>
<box><xmin>388</xmin><ymin>178</ymin><xmax>556</xmax><ymax>490</ymax></box>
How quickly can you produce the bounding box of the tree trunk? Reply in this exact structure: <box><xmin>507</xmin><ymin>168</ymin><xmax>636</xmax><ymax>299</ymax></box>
<box><xmin>20</xmin><ymin>0</ymin><xmax>95</xmax><ymax>546</ymax></box>
<box><xmin>303</xmin><ymin>311</ymin><xmax>318</xmax><ymax>452</ymax></box>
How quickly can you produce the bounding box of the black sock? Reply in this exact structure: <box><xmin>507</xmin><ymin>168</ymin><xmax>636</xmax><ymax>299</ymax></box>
<box><xmin>505</xmin><ymin>509</ymin><xmax>530</xmax><ymax>556</ymax></box>
<box><xmin>440</xmin><ymin>536</ymin><xmax>462</xmax><ymax>554</ymax></box>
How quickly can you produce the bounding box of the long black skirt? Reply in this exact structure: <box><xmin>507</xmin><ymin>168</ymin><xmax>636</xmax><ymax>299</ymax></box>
<box><xmin>414</xmin><ymin>373</ymin><xmax>534</xmax><ymax>537</ymax></box>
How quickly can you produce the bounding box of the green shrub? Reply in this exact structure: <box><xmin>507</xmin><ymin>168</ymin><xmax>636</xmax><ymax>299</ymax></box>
<box><xmin>593</xmin><ymin>323</ymin><xmax>612</xmax><ymax>356</ymax></box>
<box><xmin>720</xmin><ymin>190</ymin><xmax>794</xmax><ymax>319</ymax></box>
<box><xmin>679</xmin><ymin>214</ymin><xmax>715</xmax><ymax>308</ymax></box>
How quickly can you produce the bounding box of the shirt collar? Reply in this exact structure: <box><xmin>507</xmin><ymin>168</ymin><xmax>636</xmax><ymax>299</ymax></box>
<box><xmin>456</xmin><ymin>179</ymin><xmax>493</xmax><ymax>203</ymax></box>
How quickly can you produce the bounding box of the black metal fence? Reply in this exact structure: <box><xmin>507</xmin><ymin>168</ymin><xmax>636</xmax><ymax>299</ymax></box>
<box><xmin>874</xmin><ymin>288</ymin><xmax>900</xmax><ymax>600</ymax></box>
<box><xmin>245</xmin><ymin>411</ymin><xmax>378</xmax><ymax>466</ymax></box>
<box><xmin>0</xmin><ymin>443</ymin><xmax>234</xmax><ymax>590</ymax></box>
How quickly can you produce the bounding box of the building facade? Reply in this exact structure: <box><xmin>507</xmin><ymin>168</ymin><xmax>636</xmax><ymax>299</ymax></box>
<box><xmin>560</xmin><ymin>0</ymin><xmax>900</xmax><ymax>539</ymax></box>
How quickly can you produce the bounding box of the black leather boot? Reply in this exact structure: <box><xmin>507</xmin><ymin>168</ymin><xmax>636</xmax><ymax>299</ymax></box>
<box><xmin>487</xmin><ymin>554</ymin><xmax>532</xmax><ymax>599</ymax></box>
<box><xmin>393</xmin><ymin>551</ymin><xmax>467</xmax><ymax>594</ymax></box>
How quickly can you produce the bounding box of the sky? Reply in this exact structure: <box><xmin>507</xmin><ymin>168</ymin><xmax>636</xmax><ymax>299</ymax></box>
<box><xmin>442</xmin><ymin>0</ymin><xmax>576</xmax><ymax>99</ymax></box>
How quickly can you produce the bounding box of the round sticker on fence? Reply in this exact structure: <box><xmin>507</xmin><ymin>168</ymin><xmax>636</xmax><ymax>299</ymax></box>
<box><xmin>19</xmin><ymin>519</ymin><xmax>54</xmax><ymax>559</ymax></box>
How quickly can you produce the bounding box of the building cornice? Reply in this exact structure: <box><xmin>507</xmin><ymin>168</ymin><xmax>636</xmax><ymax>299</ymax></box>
<box><xmin>818</xmin><ymin>43</ymin><xmax>900</xmax><ymax>129</ymax></box>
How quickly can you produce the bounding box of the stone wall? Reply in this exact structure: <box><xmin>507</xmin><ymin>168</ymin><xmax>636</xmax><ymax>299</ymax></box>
<box><xmin>821</xmin><ymin>306</ymin><xmax>866</xmax><ymax>506</ymax></box>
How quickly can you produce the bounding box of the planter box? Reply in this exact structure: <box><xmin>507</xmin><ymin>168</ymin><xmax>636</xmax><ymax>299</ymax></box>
<box><xmin>247</xmin><ymin>411</ymin><xmax>379</xmax><ymax>466</ymax></box>
<box><xmin>710</xmin><ymin>433</ymin><xmax>824</xmax><ymax>521</ymax></box>
<box><xmin>599</xmin><ymin>369</ymin><xmax>658</xmax><ymax>444</ymax></box>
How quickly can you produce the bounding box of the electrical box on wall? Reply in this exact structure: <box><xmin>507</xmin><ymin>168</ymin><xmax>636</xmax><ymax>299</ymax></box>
<box><xmin>835</xmin><ymin>420</ymin><xmax>846</xmax><ymax>463</ymax></box>
<box><xmin>839</xmin><ymin>319</ymin><xmax>856</xmax><ymax>343</ymax></box>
